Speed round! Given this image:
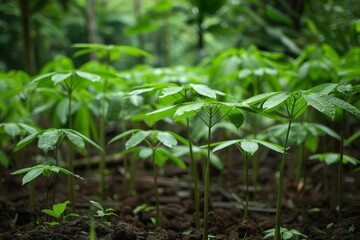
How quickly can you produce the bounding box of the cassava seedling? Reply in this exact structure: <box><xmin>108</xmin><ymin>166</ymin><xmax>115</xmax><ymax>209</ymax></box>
<box><xmin>41</xmin><ymin>200</ymin><xmax>79</xmax><ymax>226</ymax></box>
<box><xmin>173</xmin><ymin>100</ymin><xmax>244</xmax><ymax>240</ymax></box>
<box><xmin>90</xmin><ymin>200</ymin><xmax>118</xmax><ymax>226</ymax></box>
<box><xmin>13</xmin><ymin>128</ymin><xmax>103</xmax><ymax>210</ymax></box>
<box><xmin>73</xmin><ymin>43</ymin><xmax>151</xmax><ymax>200</ymax></box>
<box><xmin>29</xmin><ymin>70</ymin><xmax>101</xmax><ymax>209</ymax></box>
<box><xmin>11</xmin><ymin>164</ymin><xmax>83</xmax><ymax>209</ymax></box>
<box><xmin>134</xmin><ymin>82</ymin><xmax>230</xmax><ymax>230</ymax></box>
<box><xmin>109</xmin><ymin>129</ymin><xmax>185</xmax><ymax>226</ymax></box>
<box><xmin>212</xmin><ymin>139</ymin><xmax>284</xmax><ymax>219</ymax></box>
<box><xmin>243</xmin><ymin>84</ymin><xmax>360</xmax><ymax>239</ymax></box>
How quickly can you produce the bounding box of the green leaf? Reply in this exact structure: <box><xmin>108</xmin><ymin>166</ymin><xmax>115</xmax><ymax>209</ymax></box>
<box><xmin>126</xmin><ymin>131</ymin><xmax>150</xmax><ymax>149</ymax></box>
<box><xmin>212</xmin><ymin>139</ymin><xmax>240</xmax><ymax>152</ymax></box>
<box><xmin>240</xmin><ymin>140</ymin><xmax>259</xmax><ymax>156</ymax></box>
<box><xmin>42</xmin><ymin>209</ymin><xmax>60</xmax><ymax>219</ymax></box>
<box><xmin>14</xmin><ymin>132</ymin><xmax>42</xmax><ymax>152</ymax></box>
<box><xmin>262</xmin><ymin>93</ymin><xmax>289</xmax><ymax>112</ymax></box>
<box><xmin>227</xmin><ymin>108</ymin><xmax>244</xmax><ymax>129</ymax></box>
<box><xmin>160</xmin><ymin>86</ymin><xmax>184</xmax><ymax>98</ymax></box>
<box><xmin>157</xmin><ymin>132</ymin><xmax>177</xmax><ymax>148</ymax></box>
<box><xmin>345</xmin><ymin>130</ymin><xmax>360</xmax><ymax>146</ymax></box>
<box><xmin>64</xmin><ymin>129</ymin><xmax>103</xmax><ymax>152</ymax></box>
<box><xmin>53</xmin><ymin>200</ymin><xmax>70</xmax><ymax>217</ymax></box>
<box><xmin>56</xmin><ymin>166</ymin><xmax>83</xmax><ymax>179</ymax></box>
<box><xmin>22</xmin><ymin>167</ymin><xmax>44</xmax><ymax>185</ymax></box>
<box><xmin>18</xmin><ymin>123</ymin><xmax>38</xmax><ymax>134</ymax></box>
<box><xmin>38</xmin><ymin>130</ymin><xmax>60</xmax><ymax>154</ymax></box>
<box><xmin>242</xmin><ymin>92</ymin><xmax>280</xmax><ymax>106</ymax></box>
<box><xmin>156</xmin><ymin>148</ymin><xmax>186</xmax><ymax>169</ymax></box>
<box><xmin>51</xmin><ymin>73</ymin><xmax>72</xmax><ymax>85</ymax></box>
<box><xmin>76</xmin><ymin>71</ymin><xmax>101</xmax><ymax>82</ymax></box>
<box><xmin>282</xmin><ymin>230</ymin><xmax>293</xmax><ymax>240</ymax></box>
<box><xmin>145</xmin><ymin>105</ymin><xmax>177</xmax><ymax>125</ymax></box>
<box><xmin>90</xmin><ymin>200</ymin><xmax>104</xmax><ymax>210</ymax></box>
<box><xmin>190</xmin><ymin>84</ymin><xmax>217</xmax><ymax>99</ymax></box>
<box><xmin>174</xmin><ymin>102</ymin><xmax>204</xmax><ymax>121</ymax></box>
<box><xmin>64</xmin><ymin>130</ymin><xmax>86</xmax><ymax>151</ymax></box>
<box><xmin>253</xmin><ymin>140</ymin><xmax>285</xmax><ymax>153</ymax></box>
<box><xmin>4</xmin><ymin>123</ymin><xmax>21</xmax><ymax>138</ymax></box>
<box><xmin>108</xmin><ymin>129</ymin><xmax>141</xmax><ymax>144</ymax></box>
<box><xmin>302</xmin><ymin>93</ymin><xmax>336</xmax><ymax>119</ymax></box>
<box><xmin>325</xmin><ymin>95</ymin><xmax>360</xmax><ymax>119</ymax></box>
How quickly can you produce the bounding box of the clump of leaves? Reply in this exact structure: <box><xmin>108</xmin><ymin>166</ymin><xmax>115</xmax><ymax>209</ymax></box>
<box><xmin>109</xmin><ymin>129</ymin><xmax>185</xmax><ymax>226</ymax></box>
<box><xmin>11</xmin><ymin>164</ymin><xmax>83</xmax><ymax>186</ymax></box>
<box><xmin>264</xmin><ymin>227</ymin><xmax>308</xmax><ymax>240</ymax></box>
<box><xmin>42</xmin><ymin>200</ymin><xmax>79</xmax><ymax>226</ymax></box>
<box><xmin>90</xmin><ymin>200</ymin><xmax>117</xmax><ymax>226</ymax></box>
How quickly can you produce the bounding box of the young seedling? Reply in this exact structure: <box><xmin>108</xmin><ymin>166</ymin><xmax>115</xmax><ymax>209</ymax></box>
<box><xmin>13</xmin><ymin>128</ymin><xmax>103</xmax><ymax>210</ymax></box>
<box><xmin>109</xmin><ymin>129</ymin><xmax>185</xmax><ymax>226</ymax></box>
<box><xmin>264</xmin><ymin>227</ymin><xmax>308</xmax><ymax>240</ymax></box>
<box><xmin>29</xmin><ymin>70</ymin><xmax>101</xmax><ymax>208</ymax></box>
<box><xmin>11</xmin><ymin>164</ymin><xmax>83</xmax><ymax>208</ymax></box>
<box><xmin>90</xmin><ymin>200</ymin><xmax>118</xmax><ymax>226</ymax></box>
<box><xmin>73</xmin><ymin>43</ymin><xmax>151</xmax><ymax>200</ymax></box>
<box><xmin>42</xmin><ymin>200</ymin><xmax>79</xmax><ymax>226</ymax></box>
<box><xmin>136</xmin><ymin>82</ymin><xmax>242</xmax><ymax>230</ymax></box>
<box><xmin>212</xmin><ymin>139</ymin><xmax>284</xmax><ymax>219</ymax></box>
<box><xmin>243</xmin><ymin>83</ymin><xmax>360</xmax><ymax>239</ymax></box>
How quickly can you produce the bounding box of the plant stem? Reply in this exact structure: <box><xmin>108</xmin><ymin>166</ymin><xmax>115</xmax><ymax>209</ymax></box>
<box><xmin>274</xmin><ymin>115</ymin><xmax>294</xmax><ymax>240</ymax></box>
<box><xmin>338</xmin><ymin>110</ymin><xmax>345</xmax><ymax>222</ymax></box>
<box><xmin>203</xmin><ymin>108</ymin><xmax>213</xmax><ymax>240</ymax></box>
<box><xmin>244</xmin><ymin>154</ymin><xmax>249</xmax><ymax>219</ymax></box>
<box><xmin>152</xmin><ymin>149</ymin><xmax>160</xmax><ymax>226</ymax></box>
<box><xmin>99</xmin><ymin>79</ymin><xmax>108</xmax><ymax>200</ymax></box>
<box><xmin>187</xmin><ymin>118</ymin><xmax>200</xmax><ymax>230</ymax></box>
<box><xmin>67</xmin><ymin>88</ymin><xmax>76</xmax><ymax>212</ymax></box>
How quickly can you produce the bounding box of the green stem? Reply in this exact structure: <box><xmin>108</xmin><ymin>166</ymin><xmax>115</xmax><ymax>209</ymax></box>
<box><xmin>99</xmin><ymin>78</ymin><xmax>107</xmax><ymax>200</ymax></box>
<box><xmin>187</xmin><ymin>118</ymin><xmax>200</xmax><ymax>230</ymax></box>
<box><xmin>153</xmin><ymin>149</ymin><xmax>160</xmax><ymax>226</ymax></box>
<box><xmin>203</xmin><ymin>108</ymin><xmax>213</xmax><ymax>240</ymax></box>
<box><xmin>244</xmin><ymin>154</ymin><xmax>249</xmax><ymax>219</ymax></box>
<box><xmin>338</xmin><ymin>110</ymin><xmax>345</xmax><ymax>222</ymax></box>
<box><xmin>67</xmin><ymin>88</ymin><xmax>76</xmax><ymax>212</ymax></box>
<box><xmin>274</xmin><ymin>117</ymin><xmax>294</xmax><ymax>240</ymax></box>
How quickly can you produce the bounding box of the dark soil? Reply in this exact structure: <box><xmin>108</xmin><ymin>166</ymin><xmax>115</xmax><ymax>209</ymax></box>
<box><xmin>0</xmin><ymin>151</ymin><xmax>359</xmax><ymax>240</ymax></box>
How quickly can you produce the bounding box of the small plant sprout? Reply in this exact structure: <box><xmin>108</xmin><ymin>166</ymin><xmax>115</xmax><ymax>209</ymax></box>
<box><xmin>109</xmin><ymin>129</ymin><xmax>185</xmax><ymax>226</ymax></box>
<box><xmin>29</xmin><ymin>70</ymin><xmax>101</xmax><ymax>208</ymax></box>
<box><xmin>12</xmin><ymin>128</ymin><xmax>103</xmax><ymax>210</ymax></box>
<box><xmin>90</xmin><ymin>200</ymin><xmax>118</xmax><ymax>226</ymax></box>
<box><xmin>264</xmin><ymin>227</ymin><xmax>308</xmax><ymax>240</ymax></box>
<box><xmin>212</xmin><ymin>139</ymin><xmax>284</xmax><ymax>219</ymax></box>
<box><xmin>73</xmin><ymin>43</ymin><xmax>151</xmax><ymax>200</ymax></box>
<box><xmin>173</xmin><ymin>100</ymin><xmax>244</xmax><ymax>240</ymax></box>
<box><xmin>41</xmin><ymin>200</ymin><xmax>79</xmax><ymax>226</ymax></box>
<box><xmin>243</xmin><ymin>84</ymin><xmax>360</xmax><ymax>239</ymax></box>
<box><xmin>132</xmin><ymin>82</ymin><xmax>230</xmax><ymax>230</ymax></box>
<box><xmin>11</xmin><ymin>164</ymin><xmax>83</xmax><ymax>208</ymax></box>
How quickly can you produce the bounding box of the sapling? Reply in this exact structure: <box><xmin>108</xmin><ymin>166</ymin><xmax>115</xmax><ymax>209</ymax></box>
<box><xmin>29</xmin><ymin>70</ymin><xmax>101</xmax><ymax>209</ymax></box>
<box><xmin>212</xmin><ymin>139</ymin><xmax>284</xmax><ymax>219</ymax></box>
<box><xmin>90</xmin><ymin>200</ymin><xmax>118</xmax><ymax>226</ymax></box>
<box><xmin>174</xmin><ymin>101</ymin><xmax>244</xmax><ymax>240</ymax></box>
<box><xmin>41</xmin><ymin>200</ymin><xmax>79</xmax><ymax>226</ymax></box>
<box><xmin>73</xmin><ymin>43</ymin><xmax>151</xmax><ymax>200</ymax></box>
<box><xmin>243</xmin><ymin>84</ymin><xmax>360</xmax><ymax>239</ymax></box>
<box><xmin>109</xmin><ymin>129</ymin><xmax>185</xmax><ymax>226</ymax></box>
<box><xmin>12</xmin><ymin>128</ymin><xmax>103</xmax><ymax>209</ymax></box>
<box><xmin>11</xmin><ymin>164</ymin><xmax>83</xmax><ymax>209</ymax></box>
<box><xmin>138</xmin><ymin>83</ymin><xmax>239</xmax><ymax>230</ymax></box>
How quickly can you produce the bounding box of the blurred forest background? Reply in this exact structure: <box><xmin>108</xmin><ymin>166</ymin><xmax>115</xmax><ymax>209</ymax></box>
<box><xmin>0</xmin><ymin>0</ymin><xmax>359</xmax><ymax>74</ymax></box>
